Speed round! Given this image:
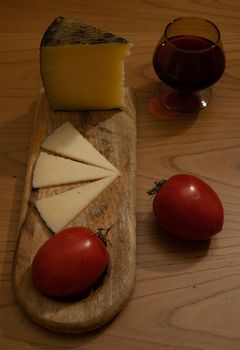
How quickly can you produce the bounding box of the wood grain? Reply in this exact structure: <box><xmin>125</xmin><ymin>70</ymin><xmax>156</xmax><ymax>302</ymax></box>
<box><xmin>1</xmin><ymin>0</ymin><xmax>240</xmax><ymax>349</ymax></box>
<box><xmin>12</xmin><ymin>88</ymin><xmax>136</xmax><ymax>333</ymax></box>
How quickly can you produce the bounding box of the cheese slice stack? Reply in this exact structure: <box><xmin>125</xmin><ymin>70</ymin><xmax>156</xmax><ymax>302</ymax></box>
<box><xmin>36</xmin><ymin>174</ymin><xmax>118</xmax><ymax>233</ymax></box>
<box><xmin>40</xmin><ymin>16</ymin><xmax>132</xmax><ymax>110</ymax></box>
<box><xmin>41</xmin><ymin>122</ymin><xmax>118</xmax><ymax>172</ymax></box>
<box><xmin>34</xmin><ymin>122</ymin><xmax>119</xmax><ymax>232</ymax></box>
<box><xmin>33</xmin><ymin>152</ymin><xmax>117</xmax><ymax>188</ymax></box>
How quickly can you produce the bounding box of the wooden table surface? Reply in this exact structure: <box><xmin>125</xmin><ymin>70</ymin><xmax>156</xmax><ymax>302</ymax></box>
<box><xmin>1</xmin><ymin>1</ymin><xmax>240</xmax><ymax>349</ymax></box>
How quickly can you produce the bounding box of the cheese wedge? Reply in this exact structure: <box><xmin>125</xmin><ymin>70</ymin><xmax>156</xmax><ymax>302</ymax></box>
<box><xmin>40</xmin><ymin>16</ymin><xmax>132</xmax><ymax>110</ymax></box>
<box><xmin>41</xmin><ymin>122</ymin><xmax>118</xmax><ymax>172</ymax></box>
<box><xmin>32</xmin><ymin>152</ymin><xmax>118</xmax><ymax>188</ymax></box>
<box><xmin>35</xmin><ymin>174</ymin><xmax>119</xmax><ymax>233</ymax></box>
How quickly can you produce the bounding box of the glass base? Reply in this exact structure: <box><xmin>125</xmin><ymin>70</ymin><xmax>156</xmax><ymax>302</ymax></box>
<box><xmin>159</xmin><ymin>85</ymin><xmax>212</xmax><ymax>113</ymax></box>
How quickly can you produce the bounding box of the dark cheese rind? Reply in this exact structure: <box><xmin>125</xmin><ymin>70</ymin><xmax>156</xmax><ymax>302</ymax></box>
<box><xmin>41</xmin><ymin>16</ymin><xmax>129</xmax><ymax>47</ymax></box>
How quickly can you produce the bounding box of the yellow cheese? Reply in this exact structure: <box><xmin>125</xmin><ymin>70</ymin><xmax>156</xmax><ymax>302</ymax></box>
<box><xmin>41</xmin><ymin>122</ymin><xmax>118</xmax><ymax>172</ymax></box>
<box><xmin>40</xmin><ymin>17</ymin><xmax>132</xmax><ymax>110</ymax></box>
<box><xmin>32</xmin><ymin>152</ymin><xmax>118</xmax><ymax>188</ymax></box>
<box><xmin>35</xmin><ymin>174</ymin><xmax>119</xmax><ymax>233</ymax></box>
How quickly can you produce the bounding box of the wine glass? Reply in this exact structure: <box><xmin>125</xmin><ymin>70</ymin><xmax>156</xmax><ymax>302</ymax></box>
<box><xmin>152</xmin><ymin>17</ymin><xmax>225</xmax><ymax>113</ymax></box>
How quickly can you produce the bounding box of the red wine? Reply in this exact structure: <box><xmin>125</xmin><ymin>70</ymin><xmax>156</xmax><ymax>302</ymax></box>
<box><xmin>153</xmin><ymin>35</ymin><xmax>225</xmax><ymax>92</ymax></box>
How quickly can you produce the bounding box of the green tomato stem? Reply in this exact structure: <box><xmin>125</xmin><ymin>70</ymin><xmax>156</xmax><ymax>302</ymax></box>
<box><xmin>95</xmin><ymin>224</ymin><xmax>115</xmax><ymax>247</ymax></box>
<box><xmin>147</xmin><ymin>180</ymin><xmax>167</xmax><ymax>196</ymax></box>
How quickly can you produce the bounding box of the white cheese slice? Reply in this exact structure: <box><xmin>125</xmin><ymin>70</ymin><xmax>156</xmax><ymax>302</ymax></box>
<box><xmin>32</xmin><ymin>152</ymin><xmax>118</xmax><ymax>188</ymax></box>
<box><xmin>41</xmin><ymin>122</ymin><xmax>118</xmax><ymax>172</ymax></box>
<box><xmin>35</xmin><ymin>173</ymin><xmax>119</xmax><ymax>233</ymax></box>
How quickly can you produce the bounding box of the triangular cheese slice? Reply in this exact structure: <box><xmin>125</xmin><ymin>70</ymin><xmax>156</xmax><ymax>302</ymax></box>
<box><xmin>32</xmin><ymin>152</ymin><xmax>118</xmax><ymax>188</ymax></box>
<box><xmin>41</xmin><ymin>122</ymin><xmax>118</xmax><ymax>172</ymax></box>
<box><xmin>35</xmin><ymin>173</ymin><xmax>119</xmax><ymax>233</ymax></box>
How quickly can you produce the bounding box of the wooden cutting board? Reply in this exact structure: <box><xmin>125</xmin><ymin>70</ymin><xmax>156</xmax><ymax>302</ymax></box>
<box><xmin>13</xmin><ymin>87</ymin><xmax>136</xmax><ymax>333</ymax></box>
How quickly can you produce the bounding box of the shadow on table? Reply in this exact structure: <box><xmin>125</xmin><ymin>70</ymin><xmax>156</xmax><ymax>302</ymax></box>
<box><xmin>136</xmin><ymin>211</ymin><xmax>211</xmax><ymax>272</ymax></box>
<box><xmin>0</xmin><ymin>99</ymin><xmax>36</xmax><ymax>295</ymax></box>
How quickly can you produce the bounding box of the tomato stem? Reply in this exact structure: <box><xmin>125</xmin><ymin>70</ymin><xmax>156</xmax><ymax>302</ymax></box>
<box><xmin>147</xmin><ymin>180</ymin><xmax>167</xmax><ymax>195</ymax></box>
<box><xmin>95</xmin><ymin>224</ymin><xmax>115</xmax><ymax>247</ymax></box>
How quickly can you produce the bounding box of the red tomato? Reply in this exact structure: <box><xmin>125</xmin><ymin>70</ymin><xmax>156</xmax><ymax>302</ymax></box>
<box><xmin>31</xmin><ymin>227</ymin><xmax>108</xmax><ymax>298</ymax></box>
<box><xmin>149</xmin><ymin>174</ymin><xmax>224</xmax><ymax>240</ymax></box>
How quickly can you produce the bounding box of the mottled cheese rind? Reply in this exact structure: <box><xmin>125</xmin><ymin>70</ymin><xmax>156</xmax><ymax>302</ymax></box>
<box><xmin>41</xmin><ymin>16</ymin><xmax>130</xmax><ymax>46</ymax></box>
